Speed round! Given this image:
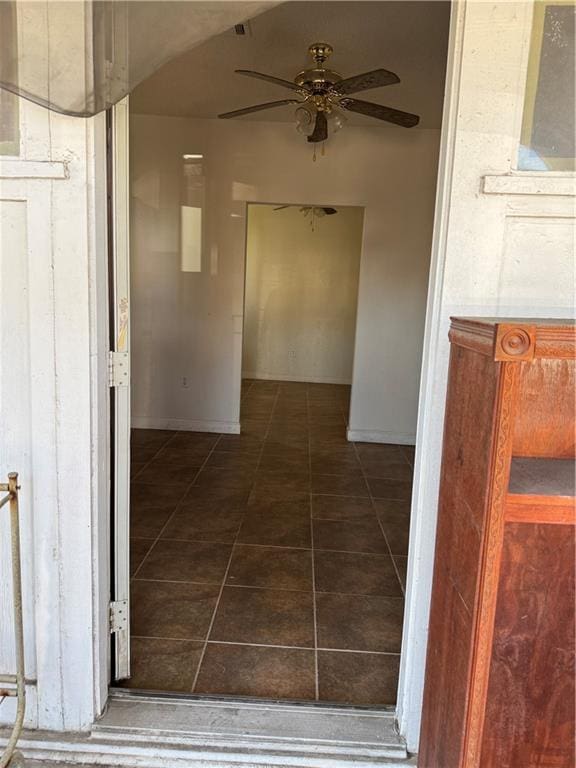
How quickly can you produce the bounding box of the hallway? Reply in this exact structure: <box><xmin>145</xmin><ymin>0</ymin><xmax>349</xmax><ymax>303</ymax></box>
<box><xmin>125</xmin><ymin>381</ymin><xmax>413</xmax><ymax>707</ymax></box>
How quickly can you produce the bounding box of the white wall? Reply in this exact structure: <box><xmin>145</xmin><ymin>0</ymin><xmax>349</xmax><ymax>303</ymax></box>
<box><xmin>130</xmin><ymin>115</ymin><xmax>441</xmax><ymax>439</ymax></box>
<box><xmin>243</xmin><ymin>203</ymin><xmax>364</xmax><ymax>385</ymax></box>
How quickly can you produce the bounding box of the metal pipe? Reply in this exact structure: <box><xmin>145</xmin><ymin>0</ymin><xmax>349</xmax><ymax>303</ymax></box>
<box><xmin>0</xmin><ymin>473</ymin><xmax>26</xmax><ymax>768</ymax></box>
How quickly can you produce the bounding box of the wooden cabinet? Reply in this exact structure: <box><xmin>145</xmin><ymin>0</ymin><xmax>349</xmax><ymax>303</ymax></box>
<box><xmin>419</xmin><ymin>318</ymin><xmax>575</xmax><ymax>768</ymax></box>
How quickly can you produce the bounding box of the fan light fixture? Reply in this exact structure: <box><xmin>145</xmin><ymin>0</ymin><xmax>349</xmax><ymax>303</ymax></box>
<box><xmin>218</xmin><ymin>42</ymin><xmax>419</xmax><ymax>152</ymax></box>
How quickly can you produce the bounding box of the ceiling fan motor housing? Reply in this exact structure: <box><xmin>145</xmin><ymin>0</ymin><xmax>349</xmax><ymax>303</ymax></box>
<box><xmin>295</xmin><ymin>42</ymin><xmax>342</xmax><ymax>93</ymax></box>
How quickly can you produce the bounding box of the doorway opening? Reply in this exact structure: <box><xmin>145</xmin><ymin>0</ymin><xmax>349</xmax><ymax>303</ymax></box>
<box><xmin>111</xmin><ymin>0</ymin><xmax>450</xmax><ymax>716</ymax></box>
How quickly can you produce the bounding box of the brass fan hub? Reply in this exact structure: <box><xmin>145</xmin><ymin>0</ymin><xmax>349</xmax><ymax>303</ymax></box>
<box><xmin>294</xmin><ymin>67</ymin><xmax>342</xmax><ymax>91</ymax></box>
<box><xmin>308</xmin><ymin>42</ymin><xmax>333</xmax><ymax>65</ymax></box>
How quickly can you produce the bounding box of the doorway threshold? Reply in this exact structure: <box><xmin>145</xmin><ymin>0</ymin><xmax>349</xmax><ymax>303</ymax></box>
<box><xmin>91</xmin><ymin>689</ymin><xmax>410</xmax><ymax>767</ymax></box>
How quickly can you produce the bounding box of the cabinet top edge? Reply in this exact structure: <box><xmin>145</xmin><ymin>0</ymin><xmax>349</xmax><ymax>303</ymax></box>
<box><xmin>449</xmin><ymin>317</ymin><xmax>576</xmax><ymax>360</ymax></box>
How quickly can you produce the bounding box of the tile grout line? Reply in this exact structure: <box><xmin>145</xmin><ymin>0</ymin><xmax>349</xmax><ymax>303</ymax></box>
<box><xmin>190</xmin><ymin>380</ymin><xmax>282</xmax><ymax>693</ymax></box>
<box><xmin>132</xmin><ymin>538</ymin><xmax>402</xmax><ymax>557</ymax></box>
<box><xmin>132</xmin><ymin>433</ymin><xmax>225</xmax><ymax>579</ymax></box>
<box><xmin>307</xmin><ymin>385</ymin><xmax>320</xmax><ymax>702</ymax></box>
<box><xmin>130</xmin><ymin>636</ymin><xmax>401</xmax><ymax>656</ymax></box>
<box><xmin>350</xmin><ymin>440</ymin><xmax>407</xmax><ymax>598</ymax></box>
<box><xmin>130</xmin><ymin>429</ymin><xmax>179</xmax><ymax>481</ymax></box>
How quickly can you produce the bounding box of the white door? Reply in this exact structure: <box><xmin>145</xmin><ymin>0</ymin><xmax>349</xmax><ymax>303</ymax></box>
<box><xmin>109</xmin><ymin>97</ymin><xmax>131</xmax><ymax>681</ymax></box>
<box><xmin>398</xmin><ymin>0</ymin><xmax>575</xmax><ymax>753</ymax></box>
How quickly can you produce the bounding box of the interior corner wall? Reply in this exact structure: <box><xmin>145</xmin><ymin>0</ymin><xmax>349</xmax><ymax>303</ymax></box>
<box><xmin>129</xmin><ymin>114</ymin><xmax>441</xmax><ymax>440</ymax></box>
<box><xmin>243</xmin><ymin>203</ymin><xmax>364</xmax><ymax>385</ymax></box>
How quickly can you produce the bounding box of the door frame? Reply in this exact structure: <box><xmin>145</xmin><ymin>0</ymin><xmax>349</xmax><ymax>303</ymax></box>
<box><xmin>101</xmin><ymin>0</ymin><xmax>463</xmax><ymax>747</ymax></box>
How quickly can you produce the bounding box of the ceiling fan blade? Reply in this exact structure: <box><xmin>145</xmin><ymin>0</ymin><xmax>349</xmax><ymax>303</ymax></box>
<box><xmin>333</xmin><ymin>68</ymin><xmax>400</xmax><ymax>95</ymax></box>
<box><xmin>340</xmin><ymin>98</ymin><xmax>419</xmax><ymax>127</ymax></box>
<box><xmin>218</xmin><ymin>99</ymin><xmax>301</xmax><ymax>119</ymax></box>
<box><xmin>323</xmin><ymin>207</ymin><xmax>338</xmax><ymax>215</ymax></box>
<box><xmin>235</xmin><ymin>70</ymin><xmax>303</xmax><ymax>92</ymax></box>
<box><xmin>307</xmin><ymin>111</ymin><xmax>328</xmax><ymax>143</ymax></box>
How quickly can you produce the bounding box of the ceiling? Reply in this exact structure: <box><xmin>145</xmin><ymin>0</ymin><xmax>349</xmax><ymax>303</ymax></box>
<box><xmin>131</xmin><ymin>1</ymin><xmax>450</xmax><ymax>129</ymax></box>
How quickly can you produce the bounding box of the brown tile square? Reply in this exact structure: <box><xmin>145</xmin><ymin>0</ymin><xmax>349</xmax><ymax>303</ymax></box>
<box><xmin>131</xmin><ymin>462</ymin><xmax>147</xmax><ymax>480</ymax></box>
<box><xmin>217</xmin><ymin>433</ymin><xmax>264</xmax><ymax>452</ymax></box>
<box><xmin>313</xmin><ymin>519</ymin><xmax>388</xmax><ymax>554</ymax></box>
<box><xmin>168</xmin><ymin>432</ymin><xmax>219</xmax><ymax>449</ymax></box>
<box><xmin>259</xmin><ymin>452</ymin><xmax>309</xmax><ymax>473</ymax></box>
<box><xmin>316</xmin><ymin>592</ymin><xmax>404</xmax><ymax>652</ymax></box>
<box><xmin>131</xmin><ymin>580</ymin><xmax>219</xmax><ymax>639</ymax></box>
<box><xmin>252</xmin><ymin>471</ymin><xmax>310</xmax><ymax>499</ymax></box>
<box><xmin>311</xmin><ymin>474</ymin><xmax>369</xmax><ymax>497</ymax></box>
<box><xmin>130</xmin><ymin>506</ymin><xmax>174</xmax><ymax>539</ymax></box>
<box><xmin>130</xmin><ymin>538</ymin><xmax>154</xmax><ymax>575</ymax></box>
<box><xmin>367</xmin><ymin>477</ymin><xmax>412</xmax><ymax>501</ymax></box>
<box><xmin>264</xmin><ymin>436</ymin><xmax>309</xmax><ymax>451</ymax></box>
<box><xmin>160</xmin><ymin>508</ymin><xmax>244</xmax><ymax>543</ymax></box>
<box><xmin>195</xmin><ymin>643</ymin><xmax>316</xmax><ymax>700</ymax></box>
<box><xmin>311</xmin><ymin>496</ymin><xmax>375</xmax><ymax>522</ymax></box>
<box><xmin>131</xmin><ymin>428</ymin><xmax>174</xmax><ymax>446</ymax></box>
<box><xmin>131</xmin><ymin>444</ymin><xmax>162</xmax><ymax>464</ymax></box>
<box><xmin>239</xmin><ymin>419</ymin><xmax>269</xmax><ymax>439</ymax></box>
<box><xmin>402</xmin><ymin>446</ymin><xmax>416</xmax><ymax>465</ymax></box>
<box><xmin>137</xmin><ymin>540</ymin><xmax>232</xmax><ymax>583</ymax></box>
<box><xmin>210</xmin><ymin>586</ymin><xmax>314</xmax><ymax>647</ymax></box>
<box><xmin>356</xmin><ymin>443</ymin><xmax>407</xmax><ymax>463</ymax></box>
<box><xmin>359</xmin><ymin>459</ymin><xmax>413</xmax><ymax>481</ymax></box>
<box><xmin>314</xmin><ymin>551</ymin><xmax>403</xmax><ymax>597</ymax></box>
<box><xmin>138</xmin><ymin>461</ymin><xmax>201</xmax><ymax>485</ymax></box>
<box><xmin>318</xmin><ymin>651</ymin><xmax>400</xmax><ymax>707</ymax></box>
<box><xmin>238</xmin><ymin>509</ymin><xmax>311</xmax><ymax>548</ymax></box>
<box><xmin>183</xmin><ymin>484</ymin><xmax>251</xmax><ymax>505</ymax></box>
<box><xmin>393</xmin><ymin>556</ymin><xmax>408</xmax><ymax>591</ymax></box>
<box><xmin>227</xmin><ymin>545</ymin><xmax>313</xmax><ymax>591</ymax></box>
<box><xmin>205</xmin><ymin>450</ymin><xmax>261</xmax><ymax>471</ymax></box>
<box><xmin>131</xmin><ymin>482</ymin><xmax>187</xmax><ymax>513</ymax></box>
<box><xmin>193</xmin><ymin>466</ymin><xmax>255</xmax><ymax>492</ymax></box>
<box><xmin>123</xmin><ymin>637</ymin><xmax>203</xmax><ymax>692</ymax></box>
<box><xmin>311</xmin><ymin>448</ymin><xmax>361</xmax><ymax>475</ymax></box>
<box><xmin>373</xmin><ymin>500</ymin><xmax>411</xmax><ymax>556</ymax></box>
<box><xmin>153</xmin><ymin>444</ymin><xmax>214</xmax><ymax>464</ymax></box>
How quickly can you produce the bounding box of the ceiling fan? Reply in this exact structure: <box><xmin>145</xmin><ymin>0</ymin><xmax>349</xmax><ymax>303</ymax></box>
<box><xmin>274</xmin><ymin>205</ymin><xmax>337</xmax><ymax>215</ymax></box>
<box><xmin>218</xmin><ymin>43</ymin><xmax>419</xmax><ymax>143</ymax></box>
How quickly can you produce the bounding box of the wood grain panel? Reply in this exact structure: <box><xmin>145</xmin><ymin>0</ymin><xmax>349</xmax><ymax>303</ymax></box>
<box><xmin>419</xmin><ymin>568</ymin><xmax>472</xmax><ymax>768</ymax></box>
<box><xmin>419</xmin><ymin>344</ymin><xmax>500</xmax><ymax>766</ymax></box>
<box><xmin>506</xmin><ymin>496</ymin><xmax>576</xmax><ymax>525</ymax></box>
<box><xmin>512</xmin><ymin>359</ymin><xmax>576</xmax><ymax>457</ymax></box>
<box><xmin>480</xmin><ymin>523</ymin><xmax>575</xmax><ymax>768</ymax></box>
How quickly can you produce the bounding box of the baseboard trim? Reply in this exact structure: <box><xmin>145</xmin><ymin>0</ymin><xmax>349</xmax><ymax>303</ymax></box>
<box><xmin>243</xmin><ymin>372</ymin><xmax>352</xmax><ymax>386</ymax></box>
<box><xmin>347</xmin><ymin>429</ymin><xmax>416</xmax><ymax>446</ymax></box>
<box><xmin>131</xmin><ymin>417</ymin><xmax>240</xmax><ymax>435</ymax></box>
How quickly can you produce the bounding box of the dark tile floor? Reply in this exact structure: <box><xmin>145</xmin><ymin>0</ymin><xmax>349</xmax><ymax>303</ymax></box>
<box><xmin>123</xmin><ymin>380</ymin><xmax>413</xmax><ymax>707</ymax></box>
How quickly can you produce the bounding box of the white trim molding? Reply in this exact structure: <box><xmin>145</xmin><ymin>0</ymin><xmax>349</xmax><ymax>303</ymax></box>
<box><xmin>0</xmin><ymin>160</ymin><xmax>67</xmax><ymax>179</ymax></box>
<box><xmin>347</xmin><ymin>429</ymin><xmax>416</xmax><ymax>446</ymax></box>
<box><xmin>131</xmin><ymin>417</ymin><xmax>241</xmax><ymax>434</ymax></box>
<box><xmin>482</xmin><ymin>173</ymin><xmax>576</xmax><ymax>197</ymax></box>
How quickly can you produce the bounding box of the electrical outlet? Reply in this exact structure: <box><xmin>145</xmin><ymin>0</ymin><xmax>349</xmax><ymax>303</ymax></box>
<box><xmin>288</xmin><ymin>350</ymin><xmax>297</xmax><ymax>358</ymax></box>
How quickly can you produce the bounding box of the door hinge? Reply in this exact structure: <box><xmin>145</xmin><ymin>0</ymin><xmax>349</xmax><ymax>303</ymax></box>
<box><xmin>110</xmin><ymin>600</ymin><xmax>128</xmax><ymax>633</ymax></box>
<box><xmin>108</xmin><ymin>351</ymin><xmax>129</xmax><ymax>387</ymax></box>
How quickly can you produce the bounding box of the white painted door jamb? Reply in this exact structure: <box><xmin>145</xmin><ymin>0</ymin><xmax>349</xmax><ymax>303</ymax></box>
<box><xmin>109</xmin><ymin>97</ymin><xmax>131</xmax><ymax>682</ymax></box>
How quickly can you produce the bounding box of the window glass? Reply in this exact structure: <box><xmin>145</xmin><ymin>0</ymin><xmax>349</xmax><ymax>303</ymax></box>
<box><xmin>518</xmin><ymin>1</ymin><xmax>575</xmax><ymax>171</ymax></box>
<box><xmin>0</xmin><ymin>1</ymin><xmax>19</xmax><ymax>156</ymax></box>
